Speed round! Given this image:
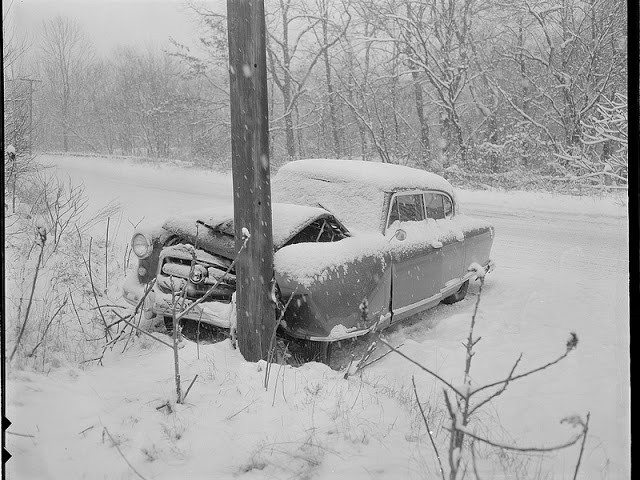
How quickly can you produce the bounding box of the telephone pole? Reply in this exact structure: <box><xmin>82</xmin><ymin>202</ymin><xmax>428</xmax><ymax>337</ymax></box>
<box><xmin>227</xmin><ymin>0</ymin><xmax>276</xmax><ymax>361</ymax></box>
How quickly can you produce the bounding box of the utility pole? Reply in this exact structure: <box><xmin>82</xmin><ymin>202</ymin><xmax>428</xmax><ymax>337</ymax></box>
<box><xmin>227</xmin><ymin>0</ymin><xmax>276</xmax><ymax>361</ymax></box>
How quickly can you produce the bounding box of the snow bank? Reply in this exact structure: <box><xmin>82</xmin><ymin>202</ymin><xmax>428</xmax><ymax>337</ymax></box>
<box><xmin>457</xmin><ymin>188</ymin><xmax>627</xmax><ymax>219</ymax></box>
<box><xmin>5</xmin><ymin>339</ymin><xmax>422</xmax><ymax>480</ymax></box>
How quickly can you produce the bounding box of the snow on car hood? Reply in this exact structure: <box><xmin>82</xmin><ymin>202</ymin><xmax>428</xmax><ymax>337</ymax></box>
<box><xmin>162</xmin><ymin>202</ymin><xmax>337</xmax><ymax>251</ymax></box>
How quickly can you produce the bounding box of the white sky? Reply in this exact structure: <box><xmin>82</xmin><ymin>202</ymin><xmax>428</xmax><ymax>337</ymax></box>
<box><xmin>10</xmin><ymin>0</ymin><xmax>212</xmax><ymax>55</ymax></box>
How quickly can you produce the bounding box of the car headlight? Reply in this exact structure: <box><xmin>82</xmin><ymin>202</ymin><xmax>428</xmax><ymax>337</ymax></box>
<box><xmin>132</xmin><ymin>233</ymin><xmax>152</xmax><ymax>259</ymax></box>
<box><xmin>189</xmin><ymin>264</ymin><xmax>208</xmax><ymax>284</ymax></box>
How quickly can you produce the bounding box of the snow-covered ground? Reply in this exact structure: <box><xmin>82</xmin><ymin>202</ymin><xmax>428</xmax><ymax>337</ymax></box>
<box><xmin>4</xmin><ymin>154</ymin><xmax>629</xmax><ymax>479</ymax></box>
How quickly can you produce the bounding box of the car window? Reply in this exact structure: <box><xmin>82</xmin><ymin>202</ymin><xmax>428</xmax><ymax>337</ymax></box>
<box><xmin>387</xmin><ymin>193</ymin><xmax>425</xmax><ymax>228</ymax></box>
<box><xmin>425</xmin><ymin>192</ymin><xmax>445</xmax><ymax>219</ymax></box>
<box><xmin>443</xmin><ymin>194</ymin><xmax>453</xmax><ymax>218</ymax></box>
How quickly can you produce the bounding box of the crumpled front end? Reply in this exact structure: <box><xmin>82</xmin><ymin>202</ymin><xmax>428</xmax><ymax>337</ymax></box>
<box><xmin>123</xmin><ymin>243</ymin><xmax>237</xmax><ymax>328</ymax></box>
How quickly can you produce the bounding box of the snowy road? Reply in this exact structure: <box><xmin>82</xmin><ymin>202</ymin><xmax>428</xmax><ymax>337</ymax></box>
<box><xmin>34</xmin><ymin>154</ymin><xmax>629</xmax><ymax>478</ymax></box>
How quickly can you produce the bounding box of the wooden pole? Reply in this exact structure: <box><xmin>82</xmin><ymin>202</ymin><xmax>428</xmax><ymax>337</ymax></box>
<box><xmin>227</xmin><ymin>0</ymin><xmax>276</xmax><ymax>362</ymax></box>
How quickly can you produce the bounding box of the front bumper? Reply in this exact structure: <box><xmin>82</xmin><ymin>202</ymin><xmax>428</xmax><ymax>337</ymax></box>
<box><xmin>122</xmin><ymin>271</ymin><xmax>234</xmax><ymax>328</ymax></box>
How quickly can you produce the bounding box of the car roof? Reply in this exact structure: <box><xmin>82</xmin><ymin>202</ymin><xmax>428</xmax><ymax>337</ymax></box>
<box><xmin>276</xmin><ymin>159</ymin><xmax>455</xmax><ymax>197</ymax></box>
<box><xmin>273</xmin><ymin>159</ymin><xmax>455</xmax><ymax>233</ymax></box>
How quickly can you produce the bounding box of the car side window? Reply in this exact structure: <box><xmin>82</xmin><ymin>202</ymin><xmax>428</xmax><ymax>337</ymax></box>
<box><xmin>443</xmin><ymin>194</ymin><xmax>453</xmax><ymax>219</ymax></box>
<box><xmin>424</xmin><ymin>192</ymin><xmax>445</xmax><ymax>219</ymax></box>
<box><xmin>387</xmin><ymin>193</ymin><xmax>425</xmax><ymax>228</ymax></box>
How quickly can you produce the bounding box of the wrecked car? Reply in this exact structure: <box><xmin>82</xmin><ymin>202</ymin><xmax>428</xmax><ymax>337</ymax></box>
<box><xmin>123</xmin><ymin>159</ymin><xmax>495</xmax><ymax>350</ymax></box>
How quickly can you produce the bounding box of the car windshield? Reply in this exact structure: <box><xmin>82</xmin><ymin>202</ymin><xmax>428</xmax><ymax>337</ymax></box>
<box><xmin>285</xmin><ymin>217</ymin><xmax>349</xmax><ymax>246</ymax></box>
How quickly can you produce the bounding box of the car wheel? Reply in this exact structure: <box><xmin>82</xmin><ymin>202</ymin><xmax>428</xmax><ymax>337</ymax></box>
<box><xmin>441</xmin><ymin>280</ymin><xmax>469</xmax><ymax>305</ymax></box>
<box><xmin>164</xmin><ymin>316</ymin><xmax>176</xmax><ymax>335</ymax></box>
<box><xmin>302</xmin><ymin>340</ymin><xmax>332</xmax><ymax>364</ymax></box>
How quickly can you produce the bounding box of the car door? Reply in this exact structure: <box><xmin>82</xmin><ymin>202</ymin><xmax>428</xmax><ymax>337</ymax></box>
<box><xmin>386</xmin><ymin>192</ymin><xmax>442</xmax><ymax>321</ymax></box>
<box><xmin>424</xmin><ymin>192</ymin><xmax>466</xmax><ymax>293</ymax></box>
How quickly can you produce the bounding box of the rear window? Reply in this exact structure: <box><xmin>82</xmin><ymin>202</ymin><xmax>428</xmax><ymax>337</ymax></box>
<box><xmin>424</xmin><ymin>193</ymin><xmax>444</xmax><ymax>219</ymax></box>
<box><xmin>424</xmin><ymin>192</ymin><xmax>454</xmax><ymax>220</ymax></box>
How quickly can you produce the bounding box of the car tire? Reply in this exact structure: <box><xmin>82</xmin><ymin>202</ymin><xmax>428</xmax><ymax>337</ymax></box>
<box><xmin>164</xmin><ymin>316</ymin><xmax>176</xmax><ymax>335</ymax></box>
<box><xmin>441</xmin><ymin>280</ymin><xmax>469</xmax><ymax>305</ymax></box>
<box><xmin>303</xmin><ymin>340</ymin><xmax>332</xmax><ymax>364</ymax></box>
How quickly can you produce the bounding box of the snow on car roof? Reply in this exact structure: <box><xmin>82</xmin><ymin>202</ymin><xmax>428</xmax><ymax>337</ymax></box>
<box><xmin>278</xmin><ymin>159</ymin><xmax>455</xmax><ymax>195</ymax></box>
<box><xmin>273</xmin><ymin>159</ymin><xmax>455</xmax><ymax>233</ymax></box>
<box><xmin>163</xmin><ymin>202</ymin><xmax>336</xmax><ymax>250</ymax></box>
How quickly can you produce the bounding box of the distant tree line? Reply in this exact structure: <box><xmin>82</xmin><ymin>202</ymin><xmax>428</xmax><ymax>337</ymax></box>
<box><xmin>3</xmin><ymin>0</ymin><xmax>627</xmax><ymax>186</ymax></box>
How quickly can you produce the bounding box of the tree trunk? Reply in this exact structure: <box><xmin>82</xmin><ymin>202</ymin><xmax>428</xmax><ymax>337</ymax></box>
<box><xmin>322</xmin><ymin>17</ymin><xmax>341</xmax><ymax>158</ymax></box>
<box><xmin>412</xmin><ymin>71</ymin><xmax>430</xmax><ymax>163</ymax></box>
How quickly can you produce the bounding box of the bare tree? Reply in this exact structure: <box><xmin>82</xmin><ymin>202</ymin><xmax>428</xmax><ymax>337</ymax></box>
<box><xmin>495</xmin><ymin>0</ymin><xmax>625</xmax><ymax>152</ymax></box>
<box><xmin>40</xmin><ymin>15</ymin><xmax>94</xmax><ymax>152</ymax></box>
<box><xmin>266</xmin><ymin>0</ymin><xmax>350</xmax><ymax>160</ymax></box>
<box><xmin>2</xmin><ymin>0</ymin><xmax>29</xmax><ymax>74</ymax></box>
<box><xmin>390</xmin><ymin>0</ymin><xmax>482</xmax><ymax>166</ymax></box>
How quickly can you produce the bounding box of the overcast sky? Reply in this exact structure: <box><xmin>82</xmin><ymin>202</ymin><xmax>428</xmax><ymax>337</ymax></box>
<box><xmin>11</xmin><ymin>0</ymin><xmax>210</xmax><ymax>55</ymax></box>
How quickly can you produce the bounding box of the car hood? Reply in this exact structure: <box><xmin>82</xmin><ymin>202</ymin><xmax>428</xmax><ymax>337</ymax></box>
<box><xmin>161</xmin><ymin>202</ymin><xmax>341</xmax><ymax>258</ymax></box>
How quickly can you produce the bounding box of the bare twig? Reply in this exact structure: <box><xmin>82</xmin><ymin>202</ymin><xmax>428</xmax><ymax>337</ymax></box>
<box><xmin>264</xmin><ymin>285</ymin><xmax>298</xmax><ymax>390</ymax></box>
<box><xmin>28</xmin><ymin>295</ymin><xmax>69</xmax><ymax>357</ymax></box>
<box><xmin>471</xmin><ymin>344</ymin><xmax>575</xmax><ymax>395</ymax></box>
<box><xmin>226</xmin><ymin>400</ymin><xmax>258</xmax><ymax>420</ymax></box>
<box><xmin>7</xmin><ymin>431</ymin><xmax>35</xmax><ymax>438</ymax></box>
<box><xmin>572</xmin><ymin>412</ymin><xmax>590</xmax><ymax>480</ymax></box>
<box><xmin>357</xmin><ymin>342</ymin><xmax>405</xmax><ymax>372</ymax></box>
<box><xmin>463</xmin><ymin>278</ymin><xmax>484</xmax><ymax>384</ymax></box>
<box><xmin>342</xmin><ymin>354</ymin><xmax>356</xmax><ymax>380</ymax></box>
<box><xmin>170</xmin><ymin>276</ymin><xmax>183</xmax><ymax>404</ymax></box>
<box><xmin>78</xmin><ymin>425</ymin><xmax>94</xmax><ymax>435</ymax></box>
<box><xmin>468</xmin><ymin>354</ymin><xmax>523</xmax><ymax>416</ymax></box>
<box><xmin>445</xmin><ymin>423</ymin><xmax>585</xmax><ymax>453</ymax></box>
<box><xmin>470</xmin><ymin>441</ymin><xmax>482</xmax><ymax>480</ymax></box>
<box><xmin>412</xmin><ymin>376</ymin><xmax>446</xmax><ymax>480</ymax></box>
<box><xmin>182</xmin><ymin>375</ymin><xmax>199</xmax><ymax>403</ymax></box>
<box><xmin>102</xmin><ymin>427</ymin><xmax>148</xmax><ymax>480</ymax></box>
<box><xmin>105</xmin><ymin>217</ymin><xmax>110</xmax><ymax>292</ymax></box>
<box><xmin>80</xmin><ymin>236</ymin><xmax>111</xmax><ymax>341</ymax></box>
<box><xmin>84</xmin><ymin>280</ymin><xmax>161</xmax><ymax>366</ymax></box>
<box><xmin>68</xmin><ymin>289</ymin><xmax>87</xmax><ymax>340</ymax></box>
<box><xmin>112</xmin><ymin>315</ymin><xmax>174</xmax><ymax>349</ymax></box>
<box><xmin>379</xmin><ymin>338</ymin><xmax>464</xmax><ymax>398</ymax></box>
<box><xmin>10</xmin><ymin>232</ymin><xmax>46</xmax><ymax>362</ymax></box>
<box><xmin>155</xmin><ymin>402</ymin><xmax>171</xmax><ymax>412</ymax></box>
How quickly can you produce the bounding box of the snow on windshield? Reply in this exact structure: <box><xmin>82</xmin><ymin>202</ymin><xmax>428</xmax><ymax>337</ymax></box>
<box><xmin>273</xmin><ymin>159</ymin><xmax>456</xmax><ymax>233</ymax></box>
